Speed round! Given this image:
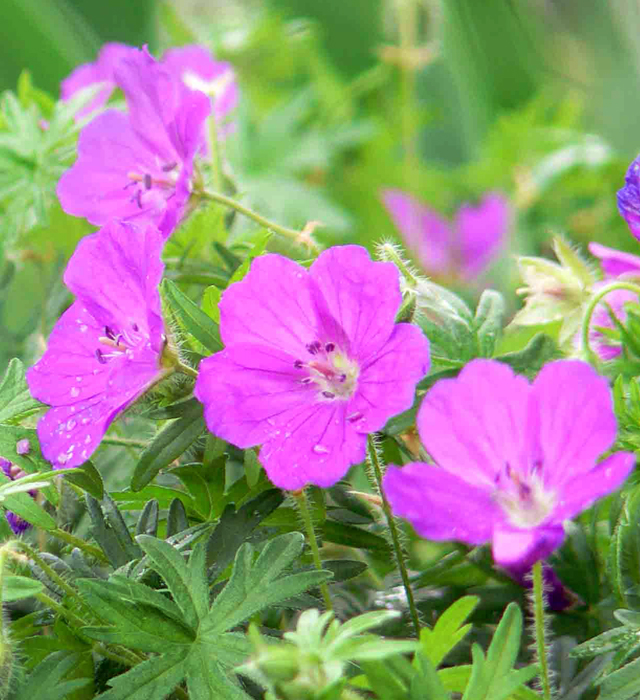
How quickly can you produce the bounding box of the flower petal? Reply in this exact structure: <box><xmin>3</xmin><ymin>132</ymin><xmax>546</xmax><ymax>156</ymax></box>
<box><xmin>351</xmin><ymin>323</ymin><xmax>429</xmax><ymax>434</ymax></box>
<box><xmin>589</xmin><ymin>242</ymin><xmax>640</xmax><ymax>279</ymax></box>
<box><xmin>218</xmin><ymin>255</ymin><xmax>317</xmax><ymax>356</ymax></box>
<box><xmin>530</xmin><ymin>360</ymin><xmax>617</xmax><ymax>489</ymax></box>
<box><xmin>492</xmin><ymin>524</ymin><xmax>564</xmax><ymax>571</ymax></box>
<box><xmin>457</xmin><ymin>193</ymin><xmax>509</xmax><ymax>279</ymax></box>
<box><xmin>383</xmin><ymin>463</ymin><xmax>501</xmax><ymax>545</ymax></box>
<box><xmin>309</xmin><ymin>245</ymin><xmax>401</xmax><ymax>362</ymax></box>
<box><xmin>416</xmin><ymin>359</ymin><xmax>531</xmax><ymax>487</ymax></box>
<box><xmin>553</xmin><ymin>452</ymin><xmax>635</xmax><ymax>521</ymax></box>
<box><xmin>618</xmin><ymin>156</ymin><xmax>640</xmax><ymax>241</ymax></box>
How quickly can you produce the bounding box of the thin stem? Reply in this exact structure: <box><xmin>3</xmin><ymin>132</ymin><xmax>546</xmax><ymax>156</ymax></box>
<box><xmin>94</xmin><ymin>643</ymin><xmax>140</xmax><ymax>668</ymax></box>
<box><xmin>35</xmin><ymin>591</ymin><xmax>87</xmax><ymax>629</ymax></box>
<box><xmin>50</xmin><ymin>528</ymin><xmax>109</xmax><ymax>564</ymax></box>
<box><xmin>581</xmin><ymin>281</ymin><xmax>640</xmax><ymax>363</ymax></box>
<box><xmin>291</xmin><ymin>489</ymin><xmax>333</xmax><ymax>612</ymax></box>
<box><xmin>101</xmin><ymin>437</ymin><xmax>148</xmax><ymax>449</ymax></box>
<box><xmin>175</xmin><ymin>361</ymin><xmax>199</xmax><ymax>380</ymax></box>
<box><xmin>198</xmin><ymin>189</ymin><xmax>320</xmax><ymax>253</ymax></box>
<box><xmin>397</xmin><ymin>0</ymin><xmax>418</xmax><ymax>188</ymax></box>
<box><xmin>532</xmin><ymin>560</ymin><xmax>552</xmax><ymax>700</ymax></box>
<box><xmin>376</xmin><ymin>242</ymin><xmax>419</xmax><ymax>288</ymax></box>
<box><xmin>366</xmin><ymin>435</ymin><xmax>420</xmax><ymax>636</ymax></box>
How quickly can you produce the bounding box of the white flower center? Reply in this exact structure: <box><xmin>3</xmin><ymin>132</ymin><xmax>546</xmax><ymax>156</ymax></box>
<box><xmin>493</xmin><ymin>464</ymin><xmax>556</xmax><ymax>529</ymax></box>
<box><xmin>294</xmin><ymin>341</ymin><xmax>359</xmax><ymax>401</ymax></box>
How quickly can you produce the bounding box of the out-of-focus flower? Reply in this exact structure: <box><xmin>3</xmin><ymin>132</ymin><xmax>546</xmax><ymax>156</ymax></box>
<box><xmin>618</xmin><ymin>155</ymin><xmax>640</xmax><ymax>241</ymax></box>
<box><xmin>0</xmin><ymin>458</ymin><xmax>33</xmax><ymax>535</ymax></box>
<box><xmin>381</xmin><ymin>190</ymin><xmax>509</xmax><ymax>280</ymax></box>
<box><xmin>57</xmin><ymin>47</ymin><xmax>211</xmax><ymax>237</ymax></box>
<box><xmin>512</xmin><ymin>236</ymin><xmax>596</xmax><ymax>347</ymax></box>
<box><xmin>60</xmin><ymin>42</ymin><xmax>134</xmax><ymax>119</ymax></box>
<box><xmin>383</xmin><ymin>359</ymin><xmax>634</xmax><ymax>575</ymax></box>
<box><xmin>26</xmin><ymin>221</ymin><xmax>172</xmax><ymax>469</ymax></box>
<box><xmin>589</xmin><ymin>242</ymin><xmax>640</xmax><ymax>279</ymax></box>
<box><xmin>194</xmin><ymin>246</ymin><xmax>430</xmax><ymax>491</ymax></box>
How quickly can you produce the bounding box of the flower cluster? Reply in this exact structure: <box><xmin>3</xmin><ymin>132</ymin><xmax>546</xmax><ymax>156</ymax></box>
<box><xmin>0</xmin><ymin>458</ymin><xmax>34</xmax><ymax>535</ymax></box>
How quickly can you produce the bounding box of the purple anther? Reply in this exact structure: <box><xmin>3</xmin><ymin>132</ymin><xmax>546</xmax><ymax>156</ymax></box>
<box><xmin>132</xmin><ymin>322</ymin><xmax>139</xmax><ymax>332</ymax></box>
<box><xmin>95</xmin><ymin>348</ymin><xmax>107</xmax><ymax>364</ymax></box>
<box><xmin>339</xmin><ymin>374</ymin><xmax>347</xmax><ymax>383</ymax></box>
<box><xmin>306</xmin><ymin>341</ymin><xmax>321</xmax><ymax>355</ymax></box>
<box><xmin>16</xmin><ymin>439</ymin><xmax>30</xmax><ymax>456</ymax></box>
<box><xmin>301</xmin><ymin>377</ymin><xmax>313</xmax><ymax>385</ymax></box>
<box><xmin>325</xmin><ymin>342</ymin><xmax>335</xmax><ymax>353</ymax></box>
<box><xmin>135</xmin><ymin>189</ymin><xmax>143</xmax><ymax>209</ymax></box>
<box><xmin>143</xmin><ymin>173</ymin><xmax>152</xmax><ymax>190</ymax></box>
<box><xmin>293</xmin><ymin>360</ymin><xmax>304</xmax><ymax>369</ymax></box>
<box><xmin>347</xmin><ymin>411</ymin><xmax>363</xmax><ymax>423</ymax></box>
<box><xmin>104</xmin><ymin>326</ymin><xmax>115</xmax><ymax>339</ymax></box>
<box><xmin>162</xmin><ymin>161</ymin><xmax>178</xmax><ymax>172</ymax></box>
<box><xmin>322</xmin><ymin>391</ymin><xmax>335</xmax><ymax>399</ymax></box>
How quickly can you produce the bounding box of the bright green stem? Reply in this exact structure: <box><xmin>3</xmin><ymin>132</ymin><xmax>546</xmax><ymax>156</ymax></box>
<box><xmin>176</xmin><ymin>360</ymin><xmax>199</xmax><ymax>380</ymax></box>
<box><xmin>292</xmin><ymin>489</ymin><xmax>333</xmax><ymax>612</ymax></box>
<box><xmin>377</xmin><ymin>242</ymin><xmax>419</xmax><ymax>288</ymax></box>
<box><xmin>581</xmin><ymin>281</ymin><xmax>640</xmax><ymax>363</ymax></box>
<box><xmin>532</xmin><ymin>560</ymin><xmax>552</xmax><ymax>700</ymax></box>
<box><xmin>366</xmin><ymin>435</ymin><xmax>420</xmax><ymax>636</ymax></box>
<box><xmin>198</xmin><ymin>189</ymin><xmax>320</xmax><ymax>252</ymax></box>
<box><xmin>50</xmin><ymin>528</ymin><xmax>109</xmax><ymax>564</ymax></box>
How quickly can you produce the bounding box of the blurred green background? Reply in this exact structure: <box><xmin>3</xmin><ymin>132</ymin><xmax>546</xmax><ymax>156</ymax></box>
<box><xmin>3</xmin><ymin>0</ymin><xmax>640</xmax><ymax>371</ymax></box>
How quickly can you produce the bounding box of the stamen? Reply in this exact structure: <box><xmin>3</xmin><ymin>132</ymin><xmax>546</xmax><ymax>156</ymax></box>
<box><xmin>143</xmin><ymin>173</ymin><xmax>152</xmax><ymax>190</ymax></box>
<box><xmin>322</xmin><ymin>391</ymin><xmax>335</xmax><ymax>399</ymax></box>
<box><xmin>132</xmin><ymin>323</ymin><xmax>139</xmax><ymax>332</ymax></box>
<box><xmin>293</xmin><ymin>360</ymin><xmax>304</xmax><ymax>369</ymax></box>
<box><xmin>347</xmin><ymin>411</ymin><xmax>363</xmax><ymax>422</ymax></box>
<box><xmin>306</xmin><ymin>341</ymin><xmax>322</xmax><ymax>355</ymax></box>
<box><xmin>339</xmin><ymin>373</ymin><xmax>347</xmax><ymax>383</ymax></box>
<box><xmin>162</xmin><ymin>162</ymin><xmax>178</xmax><ymax>172</ymax></box>
<box><xmin>104</xmin><ymin>326</ymin><xmax>116</xmax><ymax>339</ymax></box>
<box><xmin>95</xmin><ymin>349</ymin><xmax>106</xmax><ymax>364</ymax></box>
<box><xmin>135</xmin><ymin>189</ymin><xmax>143</xmax><ymax>209</ymax></box>
<box><xmin>301</xmin><ymin>377</ymin><xmax>313</xmax><ymax>385</ymax></box>
<box><xmin>325</xmin><ymin>342</ymin><xmax>335</xmax><ymax>352</ymax></box>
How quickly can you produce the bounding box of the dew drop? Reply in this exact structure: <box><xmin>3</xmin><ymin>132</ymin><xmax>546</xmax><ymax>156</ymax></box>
<box><xmin>81</xmin><ymin>418</ymin><xmax>90</xmax><ymax>425</ymax></box>
<box><xmin>66</xmin><ymin>419</ymin><xmax>76</xmax><ymax>430</ymax></box>
<box><xmin>76</xmin><ymin>376</ymin><xmax>82</xmax><ymax>382</ymax></box>
<box><xmin>57</xmin><ymin>453</ymin><xmax>70</xmax><ymax>465</ymax></box>
<box><xmin>284</xmin><ymin>432</ymin><xmax>291</xmax><ymax>438</ymax></box>
<box><xmin>81</xmin><ymin>450</ymin><xmax>88</xmax><ymax>460</ymax></box>
<box><xmin>70</xmin><ymin>387</ymin><xmax>80</xmax><ymax>398</ymax></box>
<box><xmin>313</xmin><ymin>444</ymin><xmax>329</xmax><ymax>454</ymax></box>
<box><xmin>84</xmin><ymin>435</ymin><xmax>91</xmax><ymax>445</ymax></box>
<box><xmin>79</xmin><ymin>325</ymin><xmax>88</xmax><ymax>333</ymax></box>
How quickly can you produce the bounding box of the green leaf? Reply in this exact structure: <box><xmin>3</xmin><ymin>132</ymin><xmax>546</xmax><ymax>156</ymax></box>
<box><xmin>438</xmin><ymin>666</ymin><xmax>540</xmax><ymax>699</ymax></box>
<box><xmin>131</xmin><ymin>399</ymin><xmax>206</xmax><ymax>491</ymax></box>
<box><xmin>411</xmin><ymin>653</ymin><xmax>449</xmax><ymax>700</ymax></box>
<box><xmin>97</xmin><ymin>648</ymin><xmax>189</xmax><ymax>700</ymax></box>
<box><xmin>166</xmin><ymin>497</ymin><xmax>189</xmax><ymax>537</ymax></box>
<box><xmin>85</xmin><ymin>494</ymin><xmax>142</xmax><ymax>569</ymax></box>
<box><xmin>2</xmin><ymin>574</ymin><xmax>44</xmax><ymax>602</ymax></box>
<box><xmin>495</xmin><ymin>333</ymin><xmax>559</xmax><ymax>377</ymax></box>
<box><xmin>0</xmin><ymin>358</ymin><xmax>43</xmax><ymax>423</ymax></box>
<box><xmin>322</xmin><ymin>519</ymin><xmax>391</xmax><ymax>554</ymax></box>
<box><xmin>168</xmin><ymin>460</ymin><xmax>225</xmax><ymax>521</ymax></box>
<box><xmin>473</xmin><ymin>290</ymin><xmax>505</xmax><ymax>357</ymax></box>
<box><xmin>322</xmin><ymin>559</ymin><xmax>367</xmax><ymax>582</ymax></box>
<box><xmin>186</xmin><ymin>644</ymin><xmax>251</xmax><ymax>700</ymax></box>
<box><xmin>135</xmin><ymin>499</ymin><xmax>159</xmax><ymax>537</ymax></box>
<box><xmin>62</xmin><ymin>460</ymin><xmax>104</xmax><ymax>500</ymax></box>
<box><xmin>419</xmin><ymin>595</ymin><xmax>479</xmax><ymax>668</ymax></box>
<box><xmin>137</xmin><ymin>535</ymin><xmax>206</xmax><ymax>628</ymax></box>
<box><xmin>202</xmin><ymin>285</ymin><xmax>222</xmax><ymax>323</ymax></box>
<box><xmin>608</xmin><ymin>485</ymin><xmax>640</xmax><ymax>609</ymax></box>
<box><xmin>0</xmin><ymin>470</ymin><xmax>57</xmax><ymax>530</ymax></box>
<box><xmin>597</xmin><ymin>655</ymin><xmax>640</xmax><ymax>700</ymax></box>
<box><xmin>160</xmin><ymin>278</ymin><xmax>222</xmax><ymax>354</ymax></box>
<box><xmin>203</xmin><ymin>532</ymin><xmax>332</xmax><ymax>636</ymax></box>
<box><xmin>12</xmin><ymin>651</ymin><xmax>92</xmax><ymax>700</ymax></box>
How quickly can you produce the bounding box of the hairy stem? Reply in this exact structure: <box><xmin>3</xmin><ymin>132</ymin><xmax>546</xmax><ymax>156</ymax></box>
<box><xmin>580</xmin><ymin>280</ymin><xmax>640</xmax><ymax>363</ymax></box>
<box><xmin>291</xmin><ymin>489</ymin><xmax>333</xmax><ymax>612</ymax></box>
<box><xmin>198</xmin><ymin>189</ymin><xmax>320</xmax><ymax>252</ymax></box>
<box><xmin>175</xmin><ymin>361</ymin><xmax>199</xmax><ymax>380</ymax></box>
<box><xmin>49</xmin><ymin>528</ymin><xmax>109</xmax><ymax>564</ymax></box>
<box><xmin>532</xmin><ymin>560</ymin><xmax>552</xmax><ymax>700</ymax></box>
<box><xmin>366</xmin><ymin>435</ymin><xmax>420</xmax><ymax>636</ymax></box>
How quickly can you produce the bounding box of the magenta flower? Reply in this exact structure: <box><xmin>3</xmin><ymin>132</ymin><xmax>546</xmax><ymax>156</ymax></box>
<box><xmin>382</xmin><ymin>190</ymin><xmax>509</xmax><ymax>280</ymax></box>
<box><xmin>26</xmin><ymin>220</ymin><xmax>171</xmax><ymax>469</ymax></box>
<box><xmin>586</xmin><ymin>243</ymin><xmax>640</xmax><ymax>360</ymax></box>
<box><xmin>194</xmin><ymin>246</ymin><xmax>430</xmax><ymax>490</ymax></box>
<box><xmin>60</xmin><ymin>42</ymin><xmax>134</xmax><ymax>120</ymax></box>
<box><xmin>618</xmin><ymin>155</ymin><xmax>640</xmax><ymax>241</ymax></box>
<box><xmin>383</xmin><ymin>359</ymin><xmax>634</xmax><ymax>574</ymax></box>
<box><xmin>0</xmin><ymin>458</ymin><xmax>33</xmax><ymax>535</ymax></box>
<box><xmin>57</xmin><ymin>47</ymin><xmax>211</xmax><ymax>238</ymax></box>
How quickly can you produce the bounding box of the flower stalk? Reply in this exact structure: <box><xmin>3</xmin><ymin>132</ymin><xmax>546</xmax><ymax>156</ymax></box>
<box><xmin>532</xmin><ymin>560</ymin><xmax>552</xmax><ymax>700</ymax></box>
<box><xmin>366</xmin><ymin>435</ymin><xmax>421</xmax><ymax>636</ymax></box>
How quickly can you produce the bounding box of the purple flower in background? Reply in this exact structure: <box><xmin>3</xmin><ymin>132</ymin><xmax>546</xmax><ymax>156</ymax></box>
<box><xmin>57</xmin><ymin>47</ymin><xmax>211</xmax><ymax>238</ymax></box>
<box><xmin>586</xmin><ymin>243</ymin><xmax>640</xmax><ymax>360</ymax></box>
<box><xmin>194</xmin><ymin>245</ymin><xmax>430</xmax><ymax>490</ymax></box>
<box><xmin>0</xmin><ymin>458</ymin><xmax>33</xmax><ymax>535</ymax></box>
<box><xmin>26</xmin><ymin>220</ymin><xmax>171</xmax><ymax>469</ymax></box>
<box><xmin>60</xmin><ymin>43</ymin><xmax>134</xmax><ymax>119</ymax></box>
<box><xmin>618</xmin><ymin>155</ymin><xmax>640</xmax><ymax>241</ymax></box>
<box><xmin>383</xmin><ymin>359</ymin><xmax>634</xmax><ymax>575</ymax></box>
<box><xmin>382</xmin><ymin>190</ymin><xmax>509</xmax><ymax>280</ymax></box>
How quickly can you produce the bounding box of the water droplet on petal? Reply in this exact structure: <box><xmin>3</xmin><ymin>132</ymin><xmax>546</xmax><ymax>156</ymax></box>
<box><xmin>70</xmin><ymin>387</ymin><xmax>80</xmax><ymax>398</ymax></box>
<box><xmin>57</xmin><ymin>453</ymin><xmax>70</xmax><ymax>465</ymax></box>
<box><xmin>313</xmin><ymin>444</ymin><xmax>329</xmax><ymax>454</ymax></box>
<box><xmin>79</xmin><ymin>325</ymin><xmax>88</xmax><ymax>333</ymax></box>
<box><xmin>76</xmin><ymin>376</ymin><xmax>82</xmax><ymax>382</ymax></box>
<box><xmin>84</xmin><ymin>435</ymin><xmax>91</xmax><ymax>445</ymax></box>
<box><xmin>66</xmin><ymin>419</ymin><xmax>76</xmax><ymax>430</ymax></box>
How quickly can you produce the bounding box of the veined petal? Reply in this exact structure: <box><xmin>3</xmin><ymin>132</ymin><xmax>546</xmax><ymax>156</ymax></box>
<box><xmin>589</xmin><ymin>242</ymin><xmax>640</xmax><ymax>278</ymax></box>
<box><xmin>492</xmin><ymin>524</ymin><xmax>564</xmax><ymax>572</ymax></box>
<box><xmin>309</xmin><ymin>245</ymin><xmax>401</xmax><ymax>362</ymax></box>
<box><xmin>530</xmin><ymin>360</ymin><xmax>617</xmax><ymax>489</ymax></box>
<box><xmin>383</xmin><ymin>463</ymin><xmax>501</xmax><ymax>545</ymax></box>
<box><xmin>417</xmin><ymin>359</ymin><xmax>531</xmax><ymax>487</ymax></box>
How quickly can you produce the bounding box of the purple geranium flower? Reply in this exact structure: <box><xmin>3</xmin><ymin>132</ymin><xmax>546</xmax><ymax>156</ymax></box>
<box><xmin>618</xmin><ymin>156</ymin><xmax>640</xmax><ymax>241</ymax></box>
<box><xmin>194</xmin><ymin>245</ymin><xmax>430</xmax><ymax>490</ymax></box>
<box><xmin>585</xmin><ymin>243</ymin><xmax>640</xmax><ymax>360</ymax></box>
<box><xmin>57</xmin><ymin>47</ymin><xmax>211</xmax><ymax>238</ymax></box>
<box><xmin>0</xmin><ymin>458</ymin><xmax>33</xmax><ymax>535</ymax></box>
<box><xmin>60</xmin><ymin>42</ymin><xmax>134</xmax><ymax>120</ymax></box>
<box><xmin>382</xmin><ymin>190</ymin><xmax>509</xmax><ymax>280</ymax></box>
<box><xmin>383</xmin><ymin>359</ymin><xmax>634</xmax><ymax>574</ymax></box>
<box><xmin>26</xmin><ymin>220</ymin><xmax>171</xmax><ymax>469</ymax></box>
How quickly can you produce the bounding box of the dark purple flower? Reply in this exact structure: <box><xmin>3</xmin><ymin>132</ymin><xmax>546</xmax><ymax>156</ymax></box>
<box><xmin>194</xmin><ymin>245</ymin><xmax>430</xmax><ymax>490</ymax></box>
<box><xmin>57</xmin><ymin>47</ymin><xmax>211</xmax><ymax>238</ymax></box>
<box><xmin>383</xmin><ymin>359</ymin><xmax>634</xmax><ymax>572</ymax></box>
<box><xmin>381</xmin><ymin>190</ymin><xmax>509</xmax><ymax>280</ymax></box>
<box><xmin>60</xmin><ymin>43</ymin><xmax>134</xmax><ymax>120</ymax></box>
<box><xmin>26</xmin><ymin>220</ymin><xmax>171</xmax><ymax>468</ymax></box>
<box><xmin>0</xmin><ymin>458</ymin><xmax>33</xmax><ymax>535</ymax></box>
<box><xmin>618</xmin><ymin>156</ymin><xmax>640</xmax><ymax>241</ymax></box>
<box><xmin>586</xmin><ymin>243</ymin><xmax>640</xmax><ymax>360</ymax></box>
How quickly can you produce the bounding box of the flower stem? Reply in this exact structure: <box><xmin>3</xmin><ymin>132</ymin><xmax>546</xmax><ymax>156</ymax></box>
<box><xmin>49</xmin><ymin>528</ymin><xmax>109</xmax><ymax>564</ymax></box>
<box><xmin>532</xmin><ymin>560</ymin><xmax>552</xmax><ymax>700</ymax></box>
<box><xmin>198</xmin><ymin>189</ymin><xmax>320</xmax><ymax>253</ymax></box>
<box><xmin>366</xmin><ymin>435</ymin><xmax>420</xmax><ymax>636</ymax></box>
<box><xmin>291</xmin><ymin>489</ymin><xmax>333</xmax><ymax>612</ymax></box>
<box><xmin>35</xmin><ymin>591</ymin><xmax>87</xmax><ymax>629</ymax></box>
<box><xmin>101</xmin><ymin>437</ymin><xmax>148</xmax><ymax>449</ymax></box>
<box><xmin>580</xmin><ymin>281</ymin><xmax>640</xmax><ymax>363</ymax></box>
<box><xmin>176</xmin><ymin>361</ymin><xmax>199</xmax><ymax>380</ymax></box>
